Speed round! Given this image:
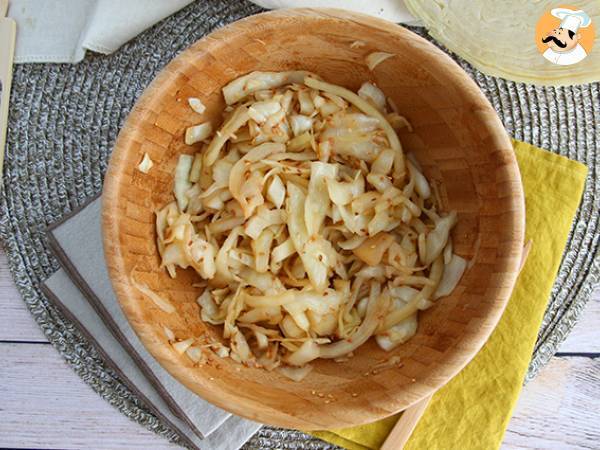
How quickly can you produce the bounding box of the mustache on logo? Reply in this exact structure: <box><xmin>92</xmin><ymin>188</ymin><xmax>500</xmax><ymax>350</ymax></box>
<box><xmin>542</xmin><ymin>35</ymin><xmax>567</xmax><ymax>48</ymax></box>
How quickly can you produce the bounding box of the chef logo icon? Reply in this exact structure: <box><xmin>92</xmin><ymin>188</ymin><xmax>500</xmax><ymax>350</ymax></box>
<box><xmin>536</xmin><ymin>6</ymin><xmax>594</xmax><ymax>66</ymax></box>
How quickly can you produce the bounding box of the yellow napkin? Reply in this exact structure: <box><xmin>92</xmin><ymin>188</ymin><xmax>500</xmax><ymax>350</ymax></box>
<box><xmin>313</xmin><ymin>140</ymin><xmax>588</xmax><ymax>450</ymax></box>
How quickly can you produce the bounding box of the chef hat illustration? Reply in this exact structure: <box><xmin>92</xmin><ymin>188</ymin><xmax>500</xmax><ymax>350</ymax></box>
<box><xmin>551</xmin><ymin>8</ymin><xmax>592</xmax><ymax>33</ymax></box>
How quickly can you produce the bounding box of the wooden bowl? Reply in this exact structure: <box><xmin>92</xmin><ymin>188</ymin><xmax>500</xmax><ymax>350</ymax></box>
<box><xmin>102</xmin><ymin>8</ymin><xmax>525</xmax><ymax>430</ymax></box>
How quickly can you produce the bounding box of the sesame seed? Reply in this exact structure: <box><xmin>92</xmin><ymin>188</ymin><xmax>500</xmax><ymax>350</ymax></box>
<box><xmin>318</xmin><ymin>393</ymin><xmax>325</xmax><ymax>398</ymax></box>
<box><xmin>352</xmin><ymin>393</ymin><xmax>358</xmax><ymax>397</ymax></box>
<box><xmin>324</xmin><ymin>400</ymin><xmax>331</xmax><ymax>404</ymax></box>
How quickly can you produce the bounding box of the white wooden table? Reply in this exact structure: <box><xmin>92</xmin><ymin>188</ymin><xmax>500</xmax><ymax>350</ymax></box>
<box><xmin>0</xmin><ymin>247</ymin><xmax>598</xmax><ymax>449</ymax></box>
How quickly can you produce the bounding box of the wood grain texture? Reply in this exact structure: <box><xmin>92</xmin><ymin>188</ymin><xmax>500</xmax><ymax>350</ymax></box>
<box><xmin>502</xmin><ymin>356</ymin><xmax>600</xmax><ymax>450</ymax></box>
<box><xmin>101</xmin><ymin>8</ymin><xmax>525</xmax><ymax>430</ymax></box>
<box><xmin>0</xmin><ymin>248</ymin><xmax>47</xmax><ymax>342</ymax></box>
<box><xmin>0</xmin><ymin>342</ymin><xmax>178</xmax><ymax>450</ymax></box>
<box><xmin>558</xmin><ymin>290</ymin><xmax>600</xmax><ymax>353</ymax></box>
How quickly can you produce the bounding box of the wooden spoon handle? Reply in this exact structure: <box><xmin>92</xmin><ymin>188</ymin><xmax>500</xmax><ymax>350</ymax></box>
<box><xmin>0</xmin><ymin>0</ymin><xmax>16</xmax><ymax>179</ymax></box>
<box><xmin>380</xmin><ymin>395</ymin><xmax>432</xmax><ymax>450</ymax></box>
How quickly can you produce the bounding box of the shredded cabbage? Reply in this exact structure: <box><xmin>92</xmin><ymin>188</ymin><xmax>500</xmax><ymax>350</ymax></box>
<box><xmin>375</xmin><ymin>313</ymin><xmax>417</xmax><ymax>351</ymax></box>
<box><xmin>189</xmin><ymin>153</ymin><xmax>203</xmax><ymax>183</ymax></box>
<box><xmin>287</xmin><ymin>183</ymin><xmax>330</xmax><ymax>292</ymax></box>
<box><xmin>185</xmin><ymin>122</ymin><xmax>213</xmax><ymax>145</ymax></box>
<box><xmin>423</xmin><ymin>212</ymin><xmax>457</xmax><ymax>265</ymax></box>
<box><xmin>320</xmin><ymin>285</ymin><xmax>388</xmax><ymax>358</ymax></box>
<box><xmin>131</xmin><ymin>272</ymin><xmax>175</xmax><ymax>314</ymax></box>
<box><xmin>326</xmin><ymin>171</ymin><xmax>364</xmax><ymax>206</ymax></box>
<box><xmin>172</xmin><ymin>337</ymin><xmax>195</xmax><ymax>355</ymax></box>
<box><xmin>174</xmin><ymin>155</ymin><xmax>193</xmax><ymax>211</ymax></box>
<box><xmin>137</xmin><ymin>153</ymin><xmax>153</xmax><ymax>173</ymax></box>
<box><xmin>155</xmin><ymin>72</ymin><xmax>466</xmax><ymax>378</ymax></box>
<box><xmin>353</xmin><ymin>232</ymin><xmax>395</xmax><ymax>266</ymax></box>
<box><xmin>434</xmin><ymin>254</ymin><xmax>467</xmax><ymax>299</ymax></box>
<box><xmin>285</xmin><ymin>339</ymin><xmax>320</xmax><ymax>366</ymax></box>
<box><xmin>185</xmin><ymin>346</ymin><xmax>204</xmax><ymax>363</ymax></box>
<box><xmin>305</xmin><ymin>162</ymin><xmax>337</xmax><ymax>236</ymax></box>
<box><xmin>188</xmin><ymin>97</ymin><xmax>206</xmax><ymax>114</ymax></box>
<box><xmin>229</xmin><ymin>143</ymin><xmax>285</xmax><ymax>218</ymax></box>
<box><xmin>277</xmin><ymin>364</ymin><xmax>313</xmax><ymax>381</ymax></box>
<box><xmin>222</xmin><ymin>71</ymin><xmax>314</xmax><ymax>105</ymax></box>
<box><xmin>266</xmin><ymin>175</ymin><xmax>286</xmax><ymax>209</ymax></box>
<box><xmin>290</xmin><ymin>115</ymin><xmax>314</xmax><ymax>136</ymax></box>
<box><xmin>163</xmin><ymin>326</ymin><xmax>175</xmax><ymax>341</ymax></box>
<box><xmin>371</xmin><ymin>149</ymin><xmax>395</xmax><ymax>175</ymax></box>
<box><xmin>358</xmin><ymin>82</ymin><xmax>387</xmax><ymax>112</ymax></box>
<box><xmin>204</xmin><ymin>106</ymin><xmax>250</xmax><ymax>167</ymax></box>
<box><xmin>365</xmin><ymin>52</ymin><xmax>395</xmax><ymax>71</ymax></box>
<box><xmin>252</xmin><ymin>229</ymin><xmax>274</xmax><ymax>273</ymax></box>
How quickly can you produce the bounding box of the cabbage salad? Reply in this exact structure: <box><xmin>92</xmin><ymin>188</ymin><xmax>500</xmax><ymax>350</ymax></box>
<box><xmin>151</xmin><ymin>71</ymin><xmax>466</xmax><ymax>381</ymax></box>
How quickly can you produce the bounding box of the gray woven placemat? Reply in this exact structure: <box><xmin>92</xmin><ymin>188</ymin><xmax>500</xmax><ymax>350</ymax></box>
<box><xmin>0</xmin><ymin>1</ymin><xmax>598</xmax><ymax>448</ymax></box>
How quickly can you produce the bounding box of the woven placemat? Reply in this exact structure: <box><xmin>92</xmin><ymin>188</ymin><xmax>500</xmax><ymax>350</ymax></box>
<box><xmin>0</xmin><ymin>1</ymin><xmax>598</xmax><ymax>448</ymax></box>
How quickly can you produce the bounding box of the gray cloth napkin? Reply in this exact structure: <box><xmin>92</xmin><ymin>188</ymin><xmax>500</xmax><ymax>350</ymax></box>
<box><xmin>44</xmin><ymin>196</ymin><xmax>261</xmax><ymax>449</ymax></box>
<box><xmin>42</xmin><ymin>270</ymin><xmax>259</xmax><ymax>450</ymax></box>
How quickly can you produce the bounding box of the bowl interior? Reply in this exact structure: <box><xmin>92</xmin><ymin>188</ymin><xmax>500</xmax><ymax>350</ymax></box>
<box><xmin>102</xmin><ymin>8</ymin><xmax>524</xmax><ymax>429</ymax></box>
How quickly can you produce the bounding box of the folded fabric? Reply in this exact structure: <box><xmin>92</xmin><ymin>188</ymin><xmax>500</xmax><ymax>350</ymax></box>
<box><xmin>42</xmin><ymin>269</ymin><xmax>260</xmax><ymax>450</ymax></box>
<box><xmin>8</xmin><ymin>0</ymin><xmax>420</xmax><ymax>64</ymax></box>
<box><xmin>313</xmin><ymin>140</ymin><xmax>588</xmax><ymax>450</ymax></box>
<box><xmin>45</xmin><ymin>198</ymin><xmax>262</xmax><ymax>449</ymax></box>
<box><xmin>249</xmin><ymin>0</ymin><xmax>418</xmax><ymax>24</ymax></box>
<box><xmin>8</xmin><ymin>0</ymin><xmax>193</xmax><ymax>63</ymax></box>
